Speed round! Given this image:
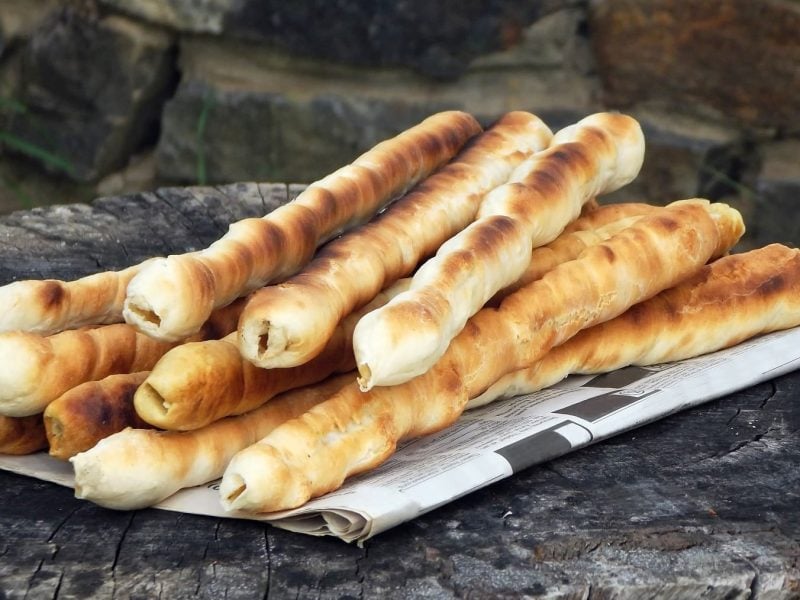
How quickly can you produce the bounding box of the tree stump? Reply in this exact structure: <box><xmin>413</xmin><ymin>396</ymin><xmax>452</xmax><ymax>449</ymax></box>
<box><xmin>0</xmin><ymin>185</ymin><xmax>798</xmax><ymax>599</ymax></box>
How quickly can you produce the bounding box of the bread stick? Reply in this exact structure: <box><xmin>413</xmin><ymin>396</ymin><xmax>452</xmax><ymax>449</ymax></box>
<box><xmin>491</xmin><ymin>215</ymin><xmax>643</xmax><ymax>303</ymax></box>
<box><xmin>135</xmin><ymin>279</ymin><xmax>411</xmax><ymax>431</ymax></box>
<box><xmin>354</xmin><ymin>113</ymin><xmax>646</xmax><ymax>390</ymax></box>
<box><xmin>71</xmin><ymin>373</ymin><xmax>354</xmax><ymax>510</ymax></box>
<box><xmin>469</xmin><ymin>244</ymin><xmax>800</xmax><ymax>408</ymax></box>
<box><xmin>0</xmin><ymin>260</ymin><xmax>156</xmax><ymax>335</ymax></box>
<box><xmin>0</xmin><ymin>298</ymin><xmax>245</xmax><ymax>417</ymax></box>
<box><xmin>220</xmin><ymin>201</ymin><xmax>744</xmax><ymax>512</ymax></box>
<box><xmin>495</xmin><ymin>199</ymin><xmax>682</xmax><ymax>301</ymax></box>
<box><xmin>124</xmin><ymin>112</ymin><xmax>482</xmax><ymax>342</ymax></box>
<box><xmin>238</xmin><ymin>112</ymin><xmax>553</xmax><ymax>368</ymax></box>
<box><xmin>44</xmin><ymin>372</ymin><xmax>151</xmax><ymax>460</ymax></box>
<box><xmin>0</xmin><ymin>414</ymin><xmax>47</xmax><ymax>455</ymax></box>
<box><xmin>562</xmin><ymin>202</ymin><xmax>661</xmax><ymax>233</ymax></box>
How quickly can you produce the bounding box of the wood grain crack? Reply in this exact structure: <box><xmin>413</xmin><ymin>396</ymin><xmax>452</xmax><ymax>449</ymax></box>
<box><xmin>355</xmin><ymin>542</ymin><xmax>368</xmax><ymax>600</ymax></box>
<box><xmin>262</xmin><ymin>528</ymin><xmax>272</xmax><ymax>600</ymax></box>
<box><xmin>110</xmin><ymin>512</ymin><xmax>135</xmax><ymax>599</ymax></box>
<box><xmin>726</xmin><ymin>426</ymin><xmax>780</xmax><ymax>456</ymax></box>
<box><xmin>759</xmin><ymin>381</ymin><xmax>779</xmax><ymax>409</ymax></box>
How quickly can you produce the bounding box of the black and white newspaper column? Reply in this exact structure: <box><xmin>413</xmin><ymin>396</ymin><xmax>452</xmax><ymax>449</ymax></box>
<box><xmin>2</xmin><ymin>327</ymin><xmax>800</xmax><ymax>543</ymax></box>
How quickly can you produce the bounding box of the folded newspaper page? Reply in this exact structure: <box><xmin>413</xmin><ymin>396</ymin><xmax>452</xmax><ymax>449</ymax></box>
<box><xmin>2</xmin><ymin>327</ymin><xmax>799</xmax><ymax>544</ymax></box>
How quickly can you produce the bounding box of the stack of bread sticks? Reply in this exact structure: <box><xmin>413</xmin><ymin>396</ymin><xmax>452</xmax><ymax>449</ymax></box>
<box><xmin>1</xmin><ymin>110</ymin><xmax>798</xmax><ymax>515</ymax></box>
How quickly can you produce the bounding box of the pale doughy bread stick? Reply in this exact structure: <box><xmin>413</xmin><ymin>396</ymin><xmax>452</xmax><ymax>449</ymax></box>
<box><xmin>72</xmin><ymin>373</ymin><xmax>354</xmax><ymax>510</ymax></box>
<box><xmin>469</xmin><ymin>244</ymin><xmax>800</xmax><ymax>408</ymax></box>
<box><xmin>0</xmin><ymin>414</ymin><xmax>47</xmax><ymax>455</ymax></box>
<box><xmin>0</xmin><ymin>298</ymin><xmax>245</xmax><ymax>418</ymax></box>
<box><xmin>354</xmin><ymin>113</ymin><xmax>646</xmax><ymax>390</ymax></box>
<box><xmin>124</xmin><ymin>112</ymin><xmax>482</xmax><ymax>342</ymax></box>
<box><xmin>238</xmin><ymin>112</ymin><xmax>553</xmax><ymax>368</ymax></box>
<box><xmin>0</xmin><ymin>259</ymin><xmax>156</xmax><ymax>335</ymax></box>
<box><xmin>44</xmin><ymin>372</ymin><xmax>151</xmax><ymax>460</ymax></box>
<box><xmin>135</xmin><ymin>279</ymin><xmax>411</xmax><ymax>431</ymax></box>
<box><xmin>221</xmin><ymin>201</ymin><xmax>744</xmax><ymax>512</ymax></box>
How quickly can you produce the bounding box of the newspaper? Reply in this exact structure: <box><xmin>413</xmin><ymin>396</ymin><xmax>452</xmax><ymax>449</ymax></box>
<box><xmin>2</xmin><ymin>327</ymin><xmax>800</xmax><ymax>544</ymax></box>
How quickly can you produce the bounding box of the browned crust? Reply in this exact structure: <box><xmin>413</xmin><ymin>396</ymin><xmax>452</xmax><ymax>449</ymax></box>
<box><xmin>0</xmin><ymin>261</ymin><xmax>149</xmax><ymax>336</ymax></box>
<box><xmin>137</xmin><ymin>281</ymin><xmax>410</xmax><ymax>431</ymax></box>
<box><xmin>589</xmin><ymin>243</ymin><xmax>800</xmax><ymax>364</ymax></box>
<box><xmin>71</xmin><ymin>373</ymin><xmax>356</xmax><ymax>510</ymax></box>
<box><xmin>44</xmin><ymin>372</ymin><xmax>151</xmax><ymax>460</ymax></box>
<box><xmin>237</xmin><ymin>111</ymin><xmax>552</xmax><ymax>368</ymax></box>
<box><xmin>351</xmin><ymin>114</ymin><xmax>648</xmax><ymax>390</ymax></box>
<box><xmin>493</xmin><ymin>214</ymin><xmax>644</xmax><ymax>302</ymax></box>
<box><xmin>134</xmin><ymin>330</ymin><xmax>354</xmax><ymax>431</ymax></box>
<box><xmin>124</xmin><ymin>111</ymin><xmax>482</xmax><ymax>341</ymax></box>
<box><xmin>0</xmin><ymin>299</ymin><xmax>245</xmax><ymax>417</ymax></box>
<box><xmin>221</xmin><ymin>201</ymin><xmax>745</xmax><ymax>513</ymax></box>
<box><xmin>562</xmin><ymin>202</ymin><xmax>661</xmax><ymax>233</ymax></box>
<box><xmin>0</xmin><ymin>414</ymin><xmax>47</xmax><ymax>455</ymax></box>
<box><xmin>471</xmin><ymin>244</ymin><xmax>800</xmax><ymax>406</ymax></box>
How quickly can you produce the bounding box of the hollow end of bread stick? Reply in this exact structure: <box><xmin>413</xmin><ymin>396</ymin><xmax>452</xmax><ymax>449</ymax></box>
<box><xmin>42</xmin><ymin>412</ymin><xmax>64</xmax><ymax>452</ymax></box>
<box><xmin>126</xmin><ymin>301</ymin><xmax>161</xmax><ymax>329</ymax></box>
<box><xmin>240</xmin><ymin>319</ymin><xmax>295</xmax><ymax>369</ymax></box>
<box><xmin>124</xmin><ymin>258</ymin><xmax>216</xmax><ymax>342</ymax></box>
<box><xmin>222</xmin><ymin>474</ymin><xmax>247</xmax><ymax>503</ymax></box>
<box><xmin>352</xmin><ymin>303</ymin><xmax>445</xmax><ymax>390</ymax></box>
<box><xmin>220</xmin><ymin>445</ymin><xmax>301</xmax><ymax>512</ymax></box>
<box><xmin>123</xmin><ymin>292</ymin><xmax>172</xmax><ymax>341</ymax></box>
<box><xmin>71</xmin><ymin>429</ymin><xmax>180</xmax><ymax>510</ymax></box>
<box><xmin>134</xmin><ymin>382</ymin><xmax>171</xmax><ymax>419</ymax></box>
<box><xmin>356</xmin><ymin>363</ymin><xmax>373</xmax><ymax>392</ymax></box>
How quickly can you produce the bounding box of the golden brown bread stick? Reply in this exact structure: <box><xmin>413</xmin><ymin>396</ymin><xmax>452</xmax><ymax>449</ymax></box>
<box><xmin>135</xmin><ymin>279</ymin><xmax>410</xmax><ymax>431</ymax></box>
<box><xmin>562</xmin><ymin>202</ymin><xmax>661</xmax><ymax>233</ymax></box>
<box><xmin>0</xmin><ymin>414</ymin><xmax>47</xmax><ymax>455</ymax></box>
<box><xmin>220</xmin><ymin>201</ymin><xmax>744</xmax><ymax>512</ymax></box>
<box><xmin>72</xmin><ymin>373</ymin><xmax>355</xmax><ymax>510</ymax></box>
<box><xmin>491</xmin><ymin>215</ymin><xmax>644</xmax><ymax>303</ymax></box>
<box><xmin>0</xmin><ymin>325</ymin><xmax>174</xmax><ymax>418</ymax></box>
<box><xmin>469</xmin><ymin>244</ymin><xmax>800</xmax><ymax>407</ymax></box>
<box><xmin>0</xmin><ymin>298</ymin><xmax>246</xmax><ymax>418</ymax></box>
<box><xmin>143</xmin><ymin>207</ymin><xmax>653</xmax><ymax>433</ymax></box>
<box><xmin>238</xmin><ymin>112</ymin><xmax>553</xmax><ymax>369</ymax></box>
<box><xmin>44</xmin><ymin>372</ymin><xmax>152</xmax><ymax>460</ymax></box>
<box><xmin>0</xmin><ymin>259</ymin><xmax>156</xmax><ymax>335</ymax></box>
<box><xmin>124</xmin><ymin>111</ymin><xmax>482</xmax><ymax>342</ymax></box>
<box><xmin>353</xmin><ymin>113</ymin><xmax>647</xmax><ymax>389</ymax></box>
<box><xmin>492</xmin><ymin>202</ymin><xmax>661</xmax><ymax>303</ymax></box>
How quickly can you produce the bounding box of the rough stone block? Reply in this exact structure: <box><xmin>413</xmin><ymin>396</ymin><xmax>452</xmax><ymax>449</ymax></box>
<box><xmin>156</xmin><ymin>34</ymin><xmax>599</xmax><ymax>184</ymax></box>
<box><xmin>589</xmin><ymin>0</ymin><xmax>800</xmax><ymax>133</ymax></box>
<box><xmin>4</xmin><ymin>9</ymin><xmax>176</xmax><ymax>181</ymax></box>
<box><xmin>601</xmin><ymin>110</ymin><xmax>747</xmax><ymax>207</ymax></box>
<box><xmin>100</xmin><ymin>0</ymin><xmax>573</xmax><ymax>79</ymax></box>
<box><xmin>748</xmin><ymin>140</ymin><xmax>800</xmax><ymax>248</ymax></box>
<box><xmin>155</xmin><ymin>79</ymin><xmax>450</xmax><ymax>184</ymax></box>
<box><xmin>0</xmin><ymin>0</ymin><xmax>59</xmax><ymax>47</ymax></box>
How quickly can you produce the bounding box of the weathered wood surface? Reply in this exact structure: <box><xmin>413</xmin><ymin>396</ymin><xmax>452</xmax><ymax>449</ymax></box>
<box><xmin>0</xmin><ymin>186</ymin><xmax>798</xmax><ymax>599</ymax></box>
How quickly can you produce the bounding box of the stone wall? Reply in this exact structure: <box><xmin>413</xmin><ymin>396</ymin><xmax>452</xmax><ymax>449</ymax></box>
<box><xmin>0</xmin><ymin>0</ymin><xmax>798</xmax><ymax>248</ymax></box>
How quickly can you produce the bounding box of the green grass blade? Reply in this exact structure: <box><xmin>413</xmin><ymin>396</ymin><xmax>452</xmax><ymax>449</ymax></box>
<box><xmin>0</xmin><ymin>131</ymin><xmax>75</xmax><ymax>175</ymax></box>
